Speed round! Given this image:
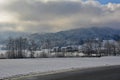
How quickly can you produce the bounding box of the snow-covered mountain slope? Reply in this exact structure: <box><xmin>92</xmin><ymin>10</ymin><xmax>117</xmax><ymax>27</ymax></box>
<box><xmin>29</xmin><ymin>27</ymin><xmax>120</xmax><ymax>46</ymax></box>
<box><xmin>0</xmin><ymin>27</ymin><xmax>120</xmax><ymax>45</ymax></box>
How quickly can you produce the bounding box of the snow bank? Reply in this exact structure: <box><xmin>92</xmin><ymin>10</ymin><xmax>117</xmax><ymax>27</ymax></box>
<box><xmin>0</xmin><ymin>56</ymin><xmax>120</xmax><ymax>79</ymax></box>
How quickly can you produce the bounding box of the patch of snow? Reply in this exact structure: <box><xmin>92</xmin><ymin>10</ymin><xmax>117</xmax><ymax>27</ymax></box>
<box><xmin>0</xmin><ymin>56</ymin><xmax>120</xmax><ymax>79</ymax></box>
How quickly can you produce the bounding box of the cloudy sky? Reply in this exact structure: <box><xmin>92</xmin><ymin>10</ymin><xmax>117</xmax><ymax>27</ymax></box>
<box><xmin>0</xmin><ymin>0</ymin><xmax>120</xmax><ymax>33</ymax></box>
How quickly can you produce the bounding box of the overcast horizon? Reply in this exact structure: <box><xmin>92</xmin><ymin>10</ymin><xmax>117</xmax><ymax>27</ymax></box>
<box><xmin>0</xmin><ymin>0</ymin><xmax>120</xmax><ymax>33</ymax></box>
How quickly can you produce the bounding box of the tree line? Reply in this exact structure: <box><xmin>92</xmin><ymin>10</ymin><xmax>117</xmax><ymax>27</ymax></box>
<box><xmin>82</xmin><ymin>39</ymin><xmax>120</xmax><ymax>56</ymax></box>
<box><xmin>1</xmin><ymin>37</ymin><xmax>120</xmax><ymax>59</ymax></box>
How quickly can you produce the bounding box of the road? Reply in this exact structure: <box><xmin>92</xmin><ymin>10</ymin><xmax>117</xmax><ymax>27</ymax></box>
<box><xmin>10</xmin><ymin>65</ymin><xmax>120</xmax><ymax>80</ymax></box>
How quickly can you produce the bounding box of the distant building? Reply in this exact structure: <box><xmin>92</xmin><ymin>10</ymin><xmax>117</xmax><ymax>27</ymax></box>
<box><xmin>61</xmin><ymin>45</ymin><xmax>78</xmax><ymax>52</ymax></box>
<box><xmin>53</xmin><ymin>47</ymin><xmax>61</xmax><ymax>52</ymax></box>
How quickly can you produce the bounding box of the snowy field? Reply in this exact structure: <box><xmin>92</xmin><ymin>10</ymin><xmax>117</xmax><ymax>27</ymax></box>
<box><xmin>0</xmin><ymin>56</ymin><xmax>120</xmax><ymax>79</ymax></box>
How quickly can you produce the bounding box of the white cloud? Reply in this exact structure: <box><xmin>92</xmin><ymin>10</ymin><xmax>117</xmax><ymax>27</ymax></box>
<box><xmin>0</xmin><ymin>0</ymin><xmax>120</xmax><ymax>32</ymax></box>
<box><xmin>0</xmin><ymin>0</ymin><xmax>10</xmax><ymax>5</ymax></box>
<box><xmin>0</xmin><ymin>12</ymin><xmax>17</xmax><ymax>23</ymax></box>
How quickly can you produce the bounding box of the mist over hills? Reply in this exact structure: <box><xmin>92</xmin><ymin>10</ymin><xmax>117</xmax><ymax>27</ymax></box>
<box><xmin>0</xmin><ymin>31</ymin><xmax>28</xmax><ymax>44</ymax></box>
<box><xmin>0</xmin><ymin>27</ymin><xmax>120</xmax><ymax>46</ymax></box>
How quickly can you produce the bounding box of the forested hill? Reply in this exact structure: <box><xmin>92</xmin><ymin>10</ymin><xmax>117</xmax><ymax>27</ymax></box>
<box><xmin>29</xmin><ymin>27</ymin><xmax>120</xmax><ymax>46</ymax></box>
<box><xmin>0</xmin><ymin>31</ymin><xmax>28</xmax><ymax>44</ymax></box>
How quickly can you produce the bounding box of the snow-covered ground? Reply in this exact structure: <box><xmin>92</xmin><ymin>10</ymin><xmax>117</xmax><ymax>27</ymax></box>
<box><xmin>0</xmin><ymin>56</ymin><xmax>120</xmax><ymax>79</ymax></box>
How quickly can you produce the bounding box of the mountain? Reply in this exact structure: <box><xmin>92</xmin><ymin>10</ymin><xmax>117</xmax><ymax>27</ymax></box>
<box><xmin>0</xmin><ymin>31</ymin><xmax>28</xmax><ymax>44</ymax></box>
<box><xmin>29</xmin><ymin>27</ymin><xmax>120</xmax><ymax>46</ymax></box>
<box><xmin>0</xmin><ymin>27</ymin><xmax>120</xmax><ymax>46</ymax></box>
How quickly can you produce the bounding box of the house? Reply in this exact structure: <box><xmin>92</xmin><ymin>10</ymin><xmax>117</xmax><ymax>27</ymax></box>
<box><xmin>53</xmin><ymin>47</ymin><xmax>61</xmax><ymax>52</ymax></box>
<box><xmin>61</xmin><ymin>47</ymin><xmax>67</xmax><ymax>52</ymax></box>
<box><xmin>78</xmin><ymin>45</ymin><xmax>83</xmax><ymax>52</ymax></box>
<box><xmin>61</xmin><ymin>45</ymin><xmax>78</xmax><ymax>52</ymax></box>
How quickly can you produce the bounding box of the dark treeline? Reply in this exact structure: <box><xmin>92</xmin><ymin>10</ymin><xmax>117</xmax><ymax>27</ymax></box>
<box><xmin>6</xmin><ymin>37</ymin><xmax>27</xmax><ymax>58</ymax></box>
<box><xmin>82</xmin><ymin>39</ymin><xmax>120</xmax><ymax>56</ymax></box>
<box><xmin>1</xmin><ymin>37</ymin><xmax>120</xmax><ymax>59</ymax></box>
<box><xmin>6</xmin><ymin>37</ymin><xmax>36</xmax><ymax>58</ymax></box>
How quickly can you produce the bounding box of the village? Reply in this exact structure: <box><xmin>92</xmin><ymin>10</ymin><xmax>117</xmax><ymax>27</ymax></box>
<box><xmin>0</xmin><ymin>38</ymin><xmax>120</xmax><ymax>59</ymax></box>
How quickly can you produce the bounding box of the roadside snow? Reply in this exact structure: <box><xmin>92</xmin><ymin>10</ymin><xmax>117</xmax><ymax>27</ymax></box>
<box><xmin>0</xmin><ymin>56</ymin><xmax>120</xmax><ymax>79</ymax></box>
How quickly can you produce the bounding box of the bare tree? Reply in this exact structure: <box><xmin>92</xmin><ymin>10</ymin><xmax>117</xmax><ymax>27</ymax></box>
<box><xmin>6</xmin><ymin>37</ymin><xmax>28</xmax><ymax>59</ymax></box>
<box><xmin>28</xmin><ymin>39</ymin><xmax>38</xmax><ymax>58</ymax></box>
<box><xmin>82</xmin><ymin>40</ymin><xmax>93</xmax><ymax>56</ymax></box>
<box><xmin>117</xmin><ymin>41</ymin><xmax>120</xmax><ymax>55</ymax></box>
<box><xmin>110</xmin><ymin>42</ymin><xmax>117</xmax><ymax>56</ymax></box>
<box><xmin>94</xmin><ymin>39</ymin><xmax>102</xmax><ymax>56</ymax></box>
<box><xmin>6</xmin><ymin>37</ymin><xmax>15</xmax><ymax>58</ymax></box>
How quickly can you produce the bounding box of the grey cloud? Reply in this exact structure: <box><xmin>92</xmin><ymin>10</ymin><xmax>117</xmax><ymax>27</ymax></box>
<box><xmin>0</xmin><ymin>0</ymin><xmax>120</xmax><ymax>33</ymax></box>
<box><xmin>7</xmin><ymin>0</ymin><xmax>83</xmax><ymax>21</ymax></box>
<box><xmin>0</xmin><ymin>23</ymin><xmax>16</xmax><ymax>27</ymax></box>
<box><xmin>0</xmin><ymin>23</ymin><xmax>17</xmax><ymax>31</ymax></box>
<box><xmin>22</xmin><ymin>24</ymin><xmax>57</xmax><ymax>33</ymax></box>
